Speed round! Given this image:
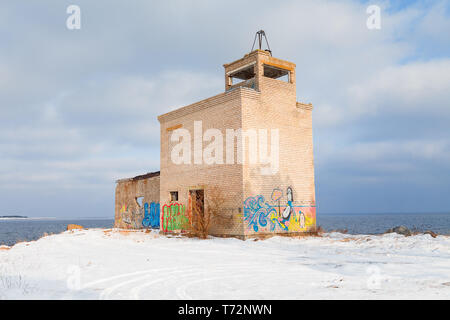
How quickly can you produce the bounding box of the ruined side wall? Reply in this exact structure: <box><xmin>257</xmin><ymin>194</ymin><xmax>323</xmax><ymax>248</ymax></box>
<box><xmin>114</xmin><ymin>176</ymin><xmax>160</xmax><ymax>229</ymax></box>
<box><xmin>242</xmin><ymin>75</ymin><xmax>316</xmax><ymax>237</ymax></box>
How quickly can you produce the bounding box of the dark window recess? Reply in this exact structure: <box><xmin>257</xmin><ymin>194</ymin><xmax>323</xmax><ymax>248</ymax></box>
<box><xmin>263</xmin><ymin>64</ymin><xmax>290</xmax><ymax>82</ymax></box>
<box><xmin>135</xmin><ymin>196</ymin><xmax>144</xmax><ymax>207</ymax></box>
<box><xmin>170</xmin><ymin>191</ymin><xmax>178</xmax><ymax>202</ymax></box>
<box><xmin>229</xmin><ymin>65</ymin><xmax>255</xmax><ymax>85</ymax></box>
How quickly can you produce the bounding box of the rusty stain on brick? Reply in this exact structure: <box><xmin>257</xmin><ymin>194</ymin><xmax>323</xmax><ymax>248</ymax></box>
<box><xmin>166</xmin><ymin>124</ymin><xmax>182</xmax><ymax>132</ymax></box>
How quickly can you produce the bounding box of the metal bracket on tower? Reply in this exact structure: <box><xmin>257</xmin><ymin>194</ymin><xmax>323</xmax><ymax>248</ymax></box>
<box><xmin>251</xmin><ymin>30</ymin><xmax>272</xmax><ymax>55</ymax></box>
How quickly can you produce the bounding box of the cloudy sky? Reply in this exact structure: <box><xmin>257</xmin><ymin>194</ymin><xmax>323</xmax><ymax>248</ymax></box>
<box><xmin>1</xmin><ymin>0</ymin><xmax>449</xmax><ymax>218</ymax></box>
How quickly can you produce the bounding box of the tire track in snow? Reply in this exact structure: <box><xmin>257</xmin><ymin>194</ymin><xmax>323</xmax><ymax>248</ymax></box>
<box><xmin>98</xmin><ymin>263</ymin><xmax>252</xmax><ymax>299</ymax></box>
<box><xmin>174</xmin><ymin>266</ymin><xmax>331</xmax><ymax>299</ymax></box>
<box><xmin>175</xmin><ymin>274</ymin><xmax>248</xmax><ymax>299</ymax></box>
<box><xmin>99</xmin><ymin>267</ymin><xmax>200</xmax><ymax>299</ymax></box>
<box><xmin>172</xmin><ymin>265</ymin><xmax>283</xmax><ymax>299</ymax></box>
<box><xmin>131</xmin><ymin>263</ymin><xmax>253</xmax><ymax>299</ymax></box>
<box><xmin>82</xmin><ymin>267</ymin><xmax>175</xmax><ymax>289</ymax></box>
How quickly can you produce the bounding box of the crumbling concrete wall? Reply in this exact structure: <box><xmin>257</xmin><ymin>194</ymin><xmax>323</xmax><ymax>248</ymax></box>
<box><xmin>114</xmin><ymin>172</ymin><xmax>160</xmax><ymax>229</ymax></box>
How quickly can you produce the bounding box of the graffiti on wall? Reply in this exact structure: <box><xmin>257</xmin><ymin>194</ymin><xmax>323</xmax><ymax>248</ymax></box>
<box><xmin>117</xmin><ymin>201</ymin><xmax>160</xmax><ymax>229</ymax></box>
<box><xmin>161</xmin><ymin>202</ymin><xmax>189</xmax><ymax>232</ymax></box>
<box><xmin>243</xmin><ymin>195</ymin><xmax>276</xmax><ymax>232</ymax></box>
<box><xmin>118</xmin><ymin>204</ymin><xmax>143</xmax><ymax>229</ymax></box>
<box><xmin>142</xmin><ymin>202</ymin><xmax>160</xmax><ymax>228</ymax></box>
<box><xmin>243</xmin><ymin>187</ymin><xmax>315</xmax><ymax>233</ymax></box>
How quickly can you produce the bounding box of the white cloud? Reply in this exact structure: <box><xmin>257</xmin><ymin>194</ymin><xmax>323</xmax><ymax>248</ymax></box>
<box><xmin>347</xmin><ymin>59</ymin><xmax>450</xmax><ymax>117</ymax></box>
<box><xmin>0</xmin><ymin>69</ymin><xmax>221</xmax><ymax>195</ymax></box>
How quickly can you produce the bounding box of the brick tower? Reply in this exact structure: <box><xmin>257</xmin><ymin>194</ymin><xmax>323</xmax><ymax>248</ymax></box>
<box><xmin>157</xmin><ymin>48</ymin><xmax>316</xmax><ymax>238</ymax></box>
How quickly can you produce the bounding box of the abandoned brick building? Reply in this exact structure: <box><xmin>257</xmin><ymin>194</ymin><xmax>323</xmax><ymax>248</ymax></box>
<box><xmin>115</xmin><ymin>43</ymin><xmax>316</xmax><ymax>239</ymax></box>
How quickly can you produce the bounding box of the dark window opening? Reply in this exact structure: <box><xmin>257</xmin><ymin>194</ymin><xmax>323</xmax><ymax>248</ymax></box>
<box><xmin>135</xmin><ymin>196</ymin><xmax>144</xmax><ymax>208</ymax></box>
<box><xmin>229</xmin><ymin>65</ymin><xmax>255</xmax><ymax>85</ymax></box>
<box><xmin>170</xmin><ymin>191</ymin><xmax>178</xmax><ymax>202</ymax></box>
<box><xmin>263</xmin><ymin>64</ymin><xmax>290</xmax><ymax>82</ymax></box>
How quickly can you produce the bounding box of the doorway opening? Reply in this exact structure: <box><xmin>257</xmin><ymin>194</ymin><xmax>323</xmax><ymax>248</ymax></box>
<box><xmin>189</xmin><ymin>189</ymin><xmax>204</xmax><ymax>215</ymax></box>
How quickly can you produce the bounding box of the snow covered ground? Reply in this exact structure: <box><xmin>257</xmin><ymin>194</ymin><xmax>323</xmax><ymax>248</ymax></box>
<box><xmin>0</xmin><ymin>228</ymin><xmax>449</xmax><ymax>299</ymax></box>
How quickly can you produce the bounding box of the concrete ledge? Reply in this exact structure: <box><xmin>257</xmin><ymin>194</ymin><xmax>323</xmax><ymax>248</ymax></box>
<box><xmin>243</xmin><ymin>231</ymin><xmax>319</xmax><ymax>240</ymax></box>
<box><xmin>159</xmin><ymin>230</ymin><xmax>318</xmax><ymax>241</ymax></box>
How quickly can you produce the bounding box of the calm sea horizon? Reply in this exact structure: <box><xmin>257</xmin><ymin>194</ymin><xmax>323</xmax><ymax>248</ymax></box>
<box><xmin>0</xmin><ymin>212</ymin><xmax>449</xmax><ymax>246</ymax></box>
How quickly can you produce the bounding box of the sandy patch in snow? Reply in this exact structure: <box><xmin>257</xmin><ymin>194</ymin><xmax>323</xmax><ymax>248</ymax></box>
<box><xmin>0</xmin><ymin>229</ymin><xmax>449</xmax><ymax>299</ymax></box>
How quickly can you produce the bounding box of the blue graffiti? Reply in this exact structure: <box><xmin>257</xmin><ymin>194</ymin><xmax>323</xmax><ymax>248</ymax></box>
<box><xmin>243</xmin><ymin>196</ymin><xmax>277</xmax><ymax>232</ymax></box>
<box><xmin>142</xmin><ymin>202</ymin><xmax>160</xmax><ymax>228</ymax></box>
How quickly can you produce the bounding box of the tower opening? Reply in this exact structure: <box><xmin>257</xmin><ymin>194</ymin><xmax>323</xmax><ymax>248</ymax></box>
<box><xmin>229</xmin><ymin>64</ymin><xmax>255</xmax><ymax>85</ymax></box>
<box><xmin>263</xmin><ymin>64</ymin><xmax>290</xmax><ymax>82</ymax></box>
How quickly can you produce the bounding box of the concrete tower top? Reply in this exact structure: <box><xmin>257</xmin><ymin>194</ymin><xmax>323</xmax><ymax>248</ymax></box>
<box><xmin>223</xmin><ymin>49</ymin><xmax>296</xmax><ymax>92</ymax></box>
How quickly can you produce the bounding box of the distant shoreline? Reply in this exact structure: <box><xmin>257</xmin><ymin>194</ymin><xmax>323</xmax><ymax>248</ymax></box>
<box><xmin>0</xmin><ymin>215</ymin><xmax>28</xmax><ymax>219</ymax></box>
<box><xmin>0</xmin><ymin>216</ymin><xmax>112</xmax><ymax>220</ymax></box>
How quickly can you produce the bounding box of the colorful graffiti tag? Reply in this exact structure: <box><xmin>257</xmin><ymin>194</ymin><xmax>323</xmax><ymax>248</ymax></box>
<box><xmin>244</xmin><ymin>187</ymin><xmax>316</xmax><ymax>233</ymax></box>
<box><xmin>269</xmin><ymin>205</ymin><xmax>314</xmax><ymax>232</ymax></box>
<box><xmin>161</xmin><ymin>202</ymin><xmax>189</xmax><ymax>232</ymax></box>
<box><xmin>243</xmin><ymin>195</ymin><xmax>277</xmax><ymax>232</ymax></box>
<box><xmin>118</xmin><ymin>205</ymin><xmax>130</xmax><ymax>227</ymax></box>
<box><xmin>142</xmin><ymin>202</ymin><xmax>160</xmax><ymax>228</ymax></box>
<box><xmin>118</xmin><ymin>204</ymin><xmax>143</xmax><ymax>229</ymax></box>
<box><xmin>117</xmin><ymin>201</ymin><xmax>161</xmax><ymax>229</ymax></box>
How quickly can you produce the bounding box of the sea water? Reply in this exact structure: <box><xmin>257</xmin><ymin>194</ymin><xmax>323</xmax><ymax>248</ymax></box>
<box><xmin>0</xmin><ymin>213</ymin><xmax>449</xmax><ymax>246</ymax></box>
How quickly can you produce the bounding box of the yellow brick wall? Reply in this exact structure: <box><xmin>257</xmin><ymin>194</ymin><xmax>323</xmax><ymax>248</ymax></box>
<box><xmin>242</xmin><ymin>76</ymin><xmax>316</xmax><ymax>237</ymax></box>
<box><xmin>158</xmin><ymin>89</ymin><xmax>245</xmax><ymax>236</ymax></box>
